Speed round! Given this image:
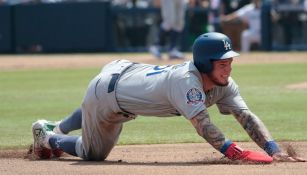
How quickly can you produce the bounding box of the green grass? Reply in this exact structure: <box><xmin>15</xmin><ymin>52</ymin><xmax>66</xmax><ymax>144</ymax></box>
<box><xmin>0</xmin><ymin>63</ymin><xmax>307</xmax><ymax>149</ymax></box>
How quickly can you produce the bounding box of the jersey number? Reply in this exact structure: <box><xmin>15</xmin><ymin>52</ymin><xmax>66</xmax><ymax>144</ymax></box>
<box><xmin>146</xmin><ymin>65</ymin><xmax>171</xmax><ymax>76</ymax></box>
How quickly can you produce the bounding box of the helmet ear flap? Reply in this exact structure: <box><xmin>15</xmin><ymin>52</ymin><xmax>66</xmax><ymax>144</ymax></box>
<box><xmin>194</xmin><ymin>59</ymin><xmax>212</xmax><ymax>73</ymax></box>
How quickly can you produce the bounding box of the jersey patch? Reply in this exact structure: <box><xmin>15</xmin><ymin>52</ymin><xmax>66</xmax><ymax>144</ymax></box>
<box><xmin>186</xmin><ymin>88</ymin><xmax>204</xmax><ymax>105</ymax></box>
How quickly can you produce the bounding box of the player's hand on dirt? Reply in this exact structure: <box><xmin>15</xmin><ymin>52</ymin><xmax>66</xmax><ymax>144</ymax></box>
<box><xmin>272</xmin><ymin>152</ymin><xmax>306</xmax><ymax>162</ymax></box>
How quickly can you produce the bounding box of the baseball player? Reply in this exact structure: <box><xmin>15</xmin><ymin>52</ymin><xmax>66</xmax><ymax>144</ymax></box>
<box><xmin>32</xmin><ymin>32</ymin><xmax>305</xmax><ymax>163</ymax></box>
<box><xmin>149</xmin><ymin>0</ymin><xmax>186</xmax><ymax>59</ymax></box>
<box><xmin>221</xmin><ymin>0</ymin><xmax>261</xmax><ymax>52</ymax></box>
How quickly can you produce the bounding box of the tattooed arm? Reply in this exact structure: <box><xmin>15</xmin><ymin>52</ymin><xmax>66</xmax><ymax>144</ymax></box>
<box><xmin>190</xmin><ymin>109</ymin><xmax>226</xmax><ymax>150</ymax></box>
<box><xmin>231</xmin><ymin>109</ymin><xmax>306</xmax><ymax>162</ymax></box>
<box><xmin>231</xmin><ymin>109</ymin><xmax>273</xmax><ymax>149</ymax></box>
<box><xmin>190</xmin><ymin>108</ymin><xmax>305</xmax><ymax>162</ymax></box>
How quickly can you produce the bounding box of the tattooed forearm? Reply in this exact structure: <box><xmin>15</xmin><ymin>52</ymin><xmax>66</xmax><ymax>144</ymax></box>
<box><xmin>190</xmin><ymin>110</ymin><xmax>226</xmax><ymax>150</ymax></box>
<box><xmin>232</xmin><ymin>109</ymin><xmax>273</xmax><ymax>149</ymax></box>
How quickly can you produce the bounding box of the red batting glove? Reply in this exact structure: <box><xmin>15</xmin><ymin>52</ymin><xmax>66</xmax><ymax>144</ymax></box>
<box><xmin>224</xmin><ymin>143</ymin><xmax>273</xmax><ymax>164</ymax></box>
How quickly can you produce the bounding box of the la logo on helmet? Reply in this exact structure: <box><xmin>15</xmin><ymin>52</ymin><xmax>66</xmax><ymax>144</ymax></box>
<box><xmin>223</xmin><ymin>39</ymin><xmax>231</xmax><ymax>50</ymax></box>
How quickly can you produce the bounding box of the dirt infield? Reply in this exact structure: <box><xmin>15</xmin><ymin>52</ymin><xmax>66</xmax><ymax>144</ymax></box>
<box><xmin>1</xmin><ymin>52</ymin><xmax>307</xmax><ymax>71</ymax></box>
<box><xmin>1</xmin><ymin>52</ymin><xmax>307</xmax><ymax>174</ymax></box>
<box><xmin>1</xmin><ymin>142</ymin><xmax>307</xmax><ymax>175</ymax></box>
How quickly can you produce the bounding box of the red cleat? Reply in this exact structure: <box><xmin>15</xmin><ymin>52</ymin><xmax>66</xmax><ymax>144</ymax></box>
<box><xmin>52</xmin><ymin>149</ymin><xmax>64</xmax><ymax>157</ymax></box>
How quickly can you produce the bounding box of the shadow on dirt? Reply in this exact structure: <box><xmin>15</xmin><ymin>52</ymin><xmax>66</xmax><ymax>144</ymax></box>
<box><xmin>65</xmin><ymin>158</ymin><xmax>264</xmax><ymax>166</ymax></box>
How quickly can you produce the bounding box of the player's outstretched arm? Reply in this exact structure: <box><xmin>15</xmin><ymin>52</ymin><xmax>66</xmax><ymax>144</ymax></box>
<box><xmin>231</xmin><ymin>109</ymin><xmax>306</xmax><ymax>162</ymax></box>
<box><xmin>190</xmin><ymin>110</ymin><xmax>226</xmax><ymax>150</ymax></box>
<box><xmin>231</xmin><ymin>109</ymin><xmax>273</xmax><ymax>149</ymax></box>
<box><xmin>190</xmin><ymin>110</ymin><xmax>273</xmax><ymax>163</ymax></box>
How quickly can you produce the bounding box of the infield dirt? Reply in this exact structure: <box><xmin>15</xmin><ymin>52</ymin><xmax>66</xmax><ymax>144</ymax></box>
<box><xmin>1</xmin><ymin>52</ymin><xmax>307</xmax><ymax>71</ymax></box>
<box><xmin>1</xmin><ymin>142</ymin><xmax>307</xmax><ymax>175</ymax></box>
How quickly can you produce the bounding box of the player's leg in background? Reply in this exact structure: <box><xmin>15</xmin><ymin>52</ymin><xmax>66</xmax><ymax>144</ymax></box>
<box><xmin>149</xmin><ymin>0</ymin><xmax>173</xmax><ymax>59</ymax></box>
<box><xmin>241</xmin><ymin>30</ymin><xmax>261</xmax><ymax>52</ymax></box>
<box><xmin>156</xmin><ymin>26</ymin><xmax>169</xmax><ymax>47</ymax></box>
<box><xmin>168</xmin><ymin>29</ymin><xmax>185</xmax><ymax>59</ymax></box>
<box><xmin>149</xmin><ymin>26</ymin><xmax>169</xmax><ymax>59</ymax></box>
<box><xmin>241</xmin><ymin>30</ymin><xmax>251</xmax><ymax>52</ymax></box>
<box><xmin>169</xmin><ymin>30</ymin><xmax>180</xmax><ymax>51</ymax></box>
<box><xmin>168</xmin><ymin>0</ymin><xmax>185</xmax><ymax>59</ymax></box>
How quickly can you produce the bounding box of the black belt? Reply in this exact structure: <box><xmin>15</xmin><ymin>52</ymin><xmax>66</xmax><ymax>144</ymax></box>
<box><xmin>107</xmin><ymin>62</ymin><xmax>137</xmax><ymax>93</ymax></box>
<box><xmin>107</xmin><ymin>73</ymin><xmax>135</xmax><ymax>116</ymax></box>
<box><xmin>94</xmin><ymin>73</ymin><xmax>121</xmax><ymax>99</ymax></box>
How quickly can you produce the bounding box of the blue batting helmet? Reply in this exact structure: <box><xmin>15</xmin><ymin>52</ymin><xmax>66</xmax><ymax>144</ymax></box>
<box><xmin>192</xmin><ymin>32</ymin><xmax>240</xmax><ymax>73</ymax></box>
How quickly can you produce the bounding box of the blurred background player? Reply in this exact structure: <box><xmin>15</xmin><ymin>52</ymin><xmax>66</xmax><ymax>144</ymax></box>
<box><xmin>149</xmin><ymin>0</ymin><xmax>187</xmax><ymax>60</ymax></box>
<box><xmin>221</xmin><ymin>0</ymin><xmax>261</xmax><ymax>52</ymax></box>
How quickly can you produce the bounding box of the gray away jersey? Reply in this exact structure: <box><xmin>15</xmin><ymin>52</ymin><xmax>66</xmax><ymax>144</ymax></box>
<box><xmin>116</xmin><ymin>61</ymin><xmax>248</xmax><ymax>120</ymax></box>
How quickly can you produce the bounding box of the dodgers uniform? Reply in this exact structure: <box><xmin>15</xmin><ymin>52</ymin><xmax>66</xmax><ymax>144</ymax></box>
<box><xmin>78</xmin><ymin>59</ymin><xmax>248</xmax><ymax>160</ymax></box>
